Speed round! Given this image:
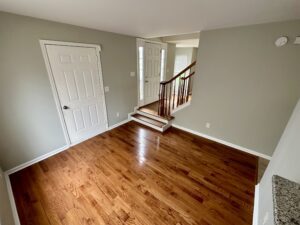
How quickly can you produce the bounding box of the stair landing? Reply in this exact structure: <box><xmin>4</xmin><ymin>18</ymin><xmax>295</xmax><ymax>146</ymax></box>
<box><xmin>138</xmin><ymin>101</ymin><xmax>159</xmax><ymax>116</ymax></box>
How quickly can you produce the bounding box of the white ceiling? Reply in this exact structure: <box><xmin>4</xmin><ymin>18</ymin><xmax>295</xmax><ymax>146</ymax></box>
<box><xmin>0</xmin><ymin>0</ymin><xmax>300</xmax><ymax>38</ymax></box>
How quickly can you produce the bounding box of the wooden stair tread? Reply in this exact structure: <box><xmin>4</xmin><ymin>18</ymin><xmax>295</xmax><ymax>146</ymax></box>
<box><xmin>131</xmin><ymin>114</ymin><xmax>166</xmax><ymax>128</ymax></box>
<box><xmin>137</xmin><ymin>101</ymin><xmax>174</xmax><ymax>121</ymax></box>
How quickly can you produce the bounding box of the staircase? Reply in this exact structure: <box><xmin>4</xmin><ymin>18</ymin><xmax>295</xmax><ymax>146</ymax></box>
<box><xmin>131</xmin><ymin>61</ymin><xmax>196</xmax><ymax>132</ymax></box>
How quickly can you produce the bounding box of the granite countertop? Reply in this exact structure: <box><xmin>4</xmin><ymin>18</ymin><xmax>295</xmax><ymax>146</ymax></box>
<box><xmin>272</xmin><ymin>175</ymin><xmax>300</xmax><ymax>225</ymax></box>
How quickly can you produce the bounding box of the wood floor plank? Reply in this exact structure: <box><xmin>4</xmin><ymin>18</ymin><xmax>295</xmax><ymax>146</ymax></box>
<box><xmin>10</xmin><ymin>121</ymin><xmax>258</xmax><ymax>225</ymax></box>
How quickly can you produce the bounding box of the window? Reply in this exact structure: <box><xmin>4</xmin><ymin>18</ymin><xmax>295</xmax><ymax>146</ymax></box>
<box><xmin>138</xmin><ymin>46</ymin><xmax>144</xmax><ymax>101</ymax></box>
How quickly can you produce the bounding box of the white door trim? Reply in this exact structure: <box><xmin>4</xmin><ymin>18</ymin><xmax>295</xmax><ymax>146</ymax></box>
<box><xmin>40</xmin><ymin>40</ymin><xmax>108</xmax><ymax>146</ymax></box>
<box><xmin>136</xmin><ymin>38</ymin><xmax>168</xmax><ymax>107</ymax></box>
<box><xmin>252</xmin><ymin>184</ymin><xmax>260</xmax><ymax>225</ymax></box>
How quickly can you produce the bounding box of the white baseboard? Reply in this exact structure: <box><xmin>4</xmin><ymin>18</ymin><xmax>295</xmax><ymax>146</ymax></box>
<box><xmin>252</xmin><ymin>184</ymin><xmax>260</xmax><ymax>225</ymax></box>
<box><xmin>70</xmin><ymin>128</ymin><xmax>107</xmax><ymax>147</ymax></box>
<box><xmin>108</xmin><ymin>118</ymin><xmax>131</xmax><ymax>130</ymax></box>
<box><xmin>3</xmin><ymin>116</ymin><xmax>132</xmax><ymax>225</ymax></box>
<box><xmin>172</xmin><ymin>123</ymin><xmax>272</xmax><ymax>160</ymax></box>
<box><xmin>5</xmin><ymin>173</ymin><xmax>21</xmax><ymax>225</ymax></box>
<box><xmin>6</xmin><ymin>119</ymin><xmax>132</xmax><ymax>176</ymax></box>
<box><xmin>5</xmin><ymin>145</ymin><xmax>69</xmax><ymax>176</ymax></box>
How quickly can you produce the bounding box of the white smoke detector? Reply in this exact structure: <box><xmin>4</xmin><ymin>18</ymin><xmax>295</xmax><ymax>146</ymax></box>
<box><xmin>275</xmin><ymin>36</ymin><xmax>288</xmax><ymax>47</ymax></box>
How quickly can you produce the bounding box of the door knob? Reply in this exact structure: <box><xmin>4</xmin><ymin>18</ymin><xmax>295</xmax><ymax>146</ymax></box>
<box><xmin>63</xmin><ymin>106</ymin><xmax>69</xmax><ymax>110</ymax></box>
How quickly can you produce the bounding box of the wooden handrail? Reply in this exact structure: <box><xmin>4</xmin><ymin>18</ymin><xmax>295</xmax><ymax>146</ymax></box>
<box><xmin>160</xmin><ymin>61</ymin><xmax>196</xmax><ymax>84</ymax></box>
<box><xmin>158</xmin><ymin>60</ymin><xmax>197</xmax><ymax>117</ymax></box>
<box><xmin>181</xmin><ymin>72</ymin><xmax>195</xmax><ymax>80</ymax></box>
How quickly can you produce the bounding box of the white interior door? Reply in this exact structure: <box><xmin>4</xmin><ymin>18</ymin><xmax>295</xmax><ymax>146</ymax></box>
<box><xmin>144</xmin><ymin>42</ymin><xmax>161</xmax><ymax>105</ymax></box>
<box><xmin>45</xmin><ymin>44</ymin><xmax>107</xmax><ymax>144</ymax></box>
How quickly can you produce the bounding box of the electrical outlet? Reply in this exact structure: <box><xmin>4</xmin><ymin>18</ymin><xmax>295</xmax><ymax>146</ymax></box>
<box><xmin>116</xmin><ymin>112</ymin><xmax>120</xmax><ymax>117</ymax></box>
<box><xmin>206</xmin><ymin>122</ymin><xmax>211</xmax><ymax>129</ymax></box>
<box><xmin>104</xmin><ymin>86</ymin><xmax>109</xmax><ymax>92</ymax></box>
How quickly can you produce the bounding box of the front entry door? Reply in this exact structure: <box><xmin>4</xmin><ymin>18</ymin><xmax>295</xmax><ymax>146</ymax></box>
<box><xmin>144</xmin><ymin>42</ymin><xmax>162</xmax><ymax>105</ymax></box>
<box><xmin>45</xmin><ymin>44</ymin><xmax>108</xmax><ymax>144</ymax></box>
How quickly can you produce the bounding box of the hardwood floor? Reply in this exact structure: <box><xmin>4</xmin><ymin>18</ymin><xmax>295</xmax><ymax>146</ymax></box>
<box><xmin>10</xmin><ymin>121</ymin><xmax>258</xmax><ymax>225</ymax></box>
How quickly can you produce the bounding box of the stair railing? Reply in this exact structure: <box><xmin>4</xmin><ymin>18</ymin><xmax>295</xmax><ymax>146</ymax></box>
<box><xmin>158</xmin><ymin>61</ymin><xmax>196</xmax><ymax>117</ymax></box>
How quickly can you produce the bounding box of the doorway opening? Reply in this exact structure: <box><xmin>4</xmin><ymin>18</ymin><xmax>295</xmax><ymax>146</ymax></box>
<box><xmin>136</xmin><ymin>33</ymin><xmax>199</xmax><ymax>118</ymax></box>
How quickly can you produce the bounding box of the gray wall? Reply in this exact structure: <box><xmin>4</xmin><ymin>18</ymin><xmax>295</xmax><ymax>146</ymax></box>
<box><xmin>166</xmin><ymin>43</ymin><xmax>176</xmax><ymax>80</ymax></box>
<box><xmin>258</xmin><ymin>99</ymin><xmax>300</xmax><ymax>225</ymax></box>
<box><xmin>174</xmin><ymin>20</ymin><xmax>300</xmax><ymax>157</ymax></box>
<box><xmin>191</xmin><ymin>48</ymin><xmax>198</xmax><ymax>64</ymax></box>
<box><xmin>0</xmin><ymin>168</ymin><xmax>15</xmax><ymax>225</ymax></box>
<box><xmin>0</xmin><ymin>12</ymin><xmax>137</xmax><ymax>170</ymax></box>
<box><xmin>175</xmin><ymin>47</ymin><xmax>197</xmax><ymax>66</ymax></box>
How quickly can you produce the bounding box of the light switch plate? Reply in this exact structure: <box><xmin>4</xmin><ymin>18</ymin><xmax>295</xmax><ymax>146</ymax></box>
<box><xmin>130</xmin><ymin>72</ymin><xmax>136</xmax><ymax>77</ymax></box>
<box><xmin>294</xmin><ymin>36</ymin><xmax>300</xmax><ymax>44</ymax></box>
<box><xmin>104</xmin><ymin>86</ymin><xmax>109</xmax><ymax>92</ymax></box>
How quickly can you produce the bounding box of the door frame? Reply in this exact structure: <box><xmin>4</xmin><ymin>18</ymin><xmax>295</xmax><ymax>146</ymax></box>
<box><xmin>40</xmin><ymin>40</ymin><xmax>108</xmax><ymax>146</ymax></box>
<box><xmin>136</xmin><ymin>38</ymin><xmax>168</xmax><ymax>107</ymax></box>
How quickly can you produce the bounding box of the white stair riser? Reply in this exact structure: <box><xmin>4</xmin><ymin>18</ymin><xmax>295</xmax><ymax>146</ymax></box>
<box><xmin>136</xmin><ymin>110</ymin><xmax>169</xmax><ymax>123</ymax></box>
<box><xmin>131</xmin><ymin>116</ymin><xmax>164</xmax><ymax>132</ymax></box>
